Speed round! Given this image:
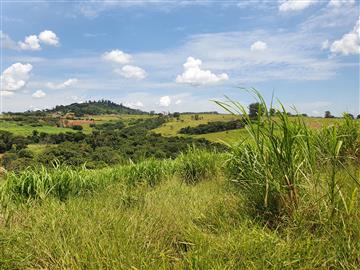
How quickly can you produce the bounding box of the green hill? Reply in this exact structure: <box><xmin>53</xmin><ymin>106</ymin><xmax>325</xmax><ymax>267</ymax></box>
<box><xmin>48</xmin><ymin>100</ymin><xmax>147</xmax><ymax>116</ymax></box>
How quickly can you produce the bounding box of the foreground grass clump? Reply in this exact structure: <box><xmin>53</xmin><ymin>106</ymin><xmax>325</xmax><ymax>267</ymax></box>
<box><xmin>0</xmin><ymin>164</ymin><xmax>98</xmax><ymax>203</ymax></box>
<box><xmin>176</xmin><ymin>147</ymin><xmax>221</xmax><ymax>184</ymax></box>
<box><xmin>216</xmin><ymin>90</ymin><xmax>359</xmax><ymax>224</ymax></box>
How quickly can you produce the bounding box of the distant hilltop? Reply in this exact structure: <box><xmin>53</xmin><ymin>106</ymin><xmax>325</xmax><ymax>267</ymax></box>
<box><xmin>6</xmin><ymin>100</ymin><xmax>148</xmax><ymax>117</ymax></box>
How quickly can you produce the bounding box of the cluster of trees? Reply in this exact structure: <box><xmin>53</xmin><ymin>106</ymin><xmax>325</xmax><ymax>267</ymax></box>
<box><xmin>1</xmin><ymin>115</ymin><xmax>60</xmax><ymax>127</ymax></box>
<box><xmin>324</xmin><ymin>111</ymin><xmax>359</xmax><ymax>119</ymax></box>
<box><xmin>0</xmin><ymin>131</ymin><xmax>29</xmax><ymax>153</ymax></box>
<box><xmin>48</xmin><ymin>100</ymin><xmax>147</xmax><ymax>117</ymax></box>
<box><xmin>179</xmin><ymin>119</ymin><xmax>246</xmax><ymax>135</ymax></box>
<box><xmin>1</xmin><ymin>117</ymin><xmax>224</xmax><ymax>171</ymax></box>
<box><xmin>91</xmin><ymin>120</ymin><xmax>125</xmax><ymax>131</ymax></box>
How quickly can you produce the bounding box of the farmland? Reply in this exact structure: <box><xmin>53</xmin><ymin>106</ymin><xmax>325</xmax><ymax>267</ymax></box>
<box><xmin>0</xmin><ymin>95</ymin><xmax>359</xmax><ymax>269</ymax></box>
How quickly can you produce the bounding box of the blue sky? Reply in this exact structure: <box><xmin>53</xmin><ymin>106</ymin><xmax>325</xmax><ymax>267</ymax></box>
<box><xmin>1</xmin><ymin>0</ymin><xmax>359</xmax><ymax>116</ymax></box>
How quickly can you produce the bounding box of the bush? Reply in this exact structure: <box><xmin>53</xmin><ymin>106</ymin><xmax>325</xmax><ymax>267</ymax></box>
<box><xmin>1</xmin><ymin>165</ymin><xmax>99</xmax><ymax>202</ymax></box>
<box><xmin>176</xmin><ymin>146</ymin><xmax>220</xmax><ymax>184</ymax></box>
<box><xmin>72</xmin><ymin>125</ymin><xmax>83</xmax><ymax>131</ymax></box>
<box><xmin>121</xmin><ymin>159</ymin><xmax>169</xmax><ymax>187</ymax></box>
<box><xmin>179</xmin><ymin>119</ymin><xmax>246</xmax><ymax>135</ymax></box>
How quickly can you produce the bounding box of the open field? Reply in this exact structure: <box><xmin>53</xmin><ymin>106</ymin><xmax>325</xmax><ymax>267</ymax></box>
<box><xmin>153</xmin><ymin>114</ymin><xmax>239</xmax><ymax>137</ymax></box>
<box><xmin>0</xmin><ymin>114</ymin><xmax>154</xmax><ymax>136</ymax></box>
<box><xmin>90</xmin><ymin>114</ymin><xmax>154</xmax><ymax>123</ymax></box>
<box><xmin>27</xmin><ymin>144</ymin><xmax>55</xmax><ymax>155</ymax></box>
<box><xmin>153</xmin><ymin>114</ymin><xmax>350</xmax><ymax>144</ymax></box>
<box><xmin>0</xmin><ymin>121</ymin><xmax>75</xmax><ymax>136</ymax></box>
<box><xmin>1</xmin><ymin>101</ymin><xmax>359</xmax><ymax>268</ymax></box>
<box><xmin>0</xmin><ymin>150</ymin><xmax>358</xmax><ymax>269</ymax></box>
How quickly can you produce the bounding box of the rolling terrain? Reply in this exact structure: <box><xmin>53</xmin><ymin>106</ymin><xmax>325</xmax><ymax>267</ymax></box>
<box><xmin>0</xmin><ymin>96</ymin><xmax>359</xmax><ymax>269</ymax></box>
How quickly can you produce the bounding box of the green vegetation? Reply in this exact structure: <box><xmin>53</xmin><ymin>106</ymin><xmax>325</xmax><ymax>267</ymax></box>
<box><xmin>48</xmin><ymin>99</ymin><xmax>147</xmax><ymax>116</ymax></box>
<box><xmin>1</xmin><ymin>117</ymin><xmax>224</xmax><ymax>171</ymax></box>
<box><xmin>179</xmin><ymin>119</ymin><xmax>246</xmax><ymax>135</ymax></box>
<box><xmin>153</xmin><ymin>113</ymin><xmax>239</xmax><ymax>137</ymax></box>
<box><xmin>0</xmin><ymin>90</ymin><xmax>359</xmax><ymax>269</ymax></box>
<box><xmin>0</xmin><ymin>121</ymin><xmax>75</xmax><ymax>136</ymax></box>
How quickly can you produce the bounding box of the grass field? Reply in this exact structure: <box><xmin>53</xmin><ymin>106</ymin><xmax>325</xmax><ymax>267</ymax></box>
<box><xmin>153</xmin><ymin>114</ymin><xmax>239</xmax><ymax>137</ymax></box>
<box><xmin>27</xmin><ymin>144</ymin><xmax>55</xmax><ymax>155</ymax></box>
<box><xmin>0</xmin><ymin>121</ymin><xmax>75</xmax><ymax>136</ymax></box>
<box><xmin>153</xmin><ymin>114</ymin><xmax>347</xmax><ymax>144</ymax></box>
<box><xmin>1</xmin><ymin>101</ymin><xmax>359</xmax><ymax>268</ymax></box>
<box><xmin>0</xmin><ymin>114</ymin><xmax>154</xmax><ymax>136</ymax></box>
<box><xmin>0</xmin><ymin>154</ymin><xmax>358</xmax><ymax>269</ymax></box>
<box><xmin>91</xmin><ymin>114</ymin><xmax>154</xmax><ymax>123</ymax></box>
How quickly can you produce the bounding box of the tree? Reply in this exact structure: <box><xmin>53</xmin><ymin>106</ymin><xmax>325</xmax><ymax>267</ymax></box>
<box><xmin>324</xmin><ymin>111</ymin><xmax>334</xmax><ymax>118</ymax></box>
<box><xmin>343</xmin><ymin>113</ymin><xmax>354</xmax><ymax>119</ymax></box>
<box><xmin>269</xmin><ymin>108</ymin><xmax>276</xmax><ymax>116</ymax></box>
<box><xmin>248</xmin><ymin>102</ymin><xmax>265</xmax><ymax>118</ymax></box>
<box><xmin>72</xmin><ymin>125</ymin><xmax>83</xmax><ymax>131</ymax></box>
<box><xmin>173</xmin><ymin>112</ymin><xmax>181</xmax><ymax>120</ymax></box>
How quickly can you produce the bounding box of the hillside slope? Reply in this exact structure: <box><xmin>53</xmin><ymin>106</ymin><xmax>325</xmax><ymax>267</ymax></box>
<box><xmin>48</xmin><ymin>100</ymin><xmax>147</xmax><ymax>116</ymax></box>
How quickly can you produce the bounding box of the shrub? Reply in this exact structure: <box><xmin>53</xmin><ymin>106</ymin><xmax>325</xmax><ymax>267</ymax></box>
<box><xmin>121</xmin><ymin>158</ymin><xmax>169</xmax><ymax>187</ymax></box>
<box><xmin>176</xmin><ymin>146</ymin><xmax>220</xmax><ymax>184</ymax></box>
<box><xmin>1</xmin><ymin>164</ymin><xmax>99</xmax><ymax>202</ymax></box>
<box><xmin>216</xmin><ymin>89</ymin><xmax>316</xmax><ymax>222</ymax></box>
<box><xmin>72</xmin><ymin>125</ymin><xmax>83</xmax><ymax>131</ymax></box>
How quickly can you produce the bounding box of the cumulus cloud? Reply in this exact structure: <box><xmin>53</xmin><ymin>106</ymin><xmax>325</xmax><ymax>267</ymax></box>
<box><xmin>159</xmin><ymin>95</ymin><xmax>171</xmax><ymax>107</ymax></box>
<box><xmin>176</xmin><ymin>57</ymin><xmax>229</xmax><ymax>85</ymax></box>
<box><xmin>330</xmin><ymin>17</ymin><xmax>360</xmax><ymax>55</ymax></box>
<box><xmin>32</xmin><ymin>90</ymin><xmax>46</xmax><ymax>98</ymax></box>
<box><xmin>123</xmin><ymin>101</ymin><xmax>144</xmax><ymax>108</ymax></box>
<box><xmin>250</xmin><ymin>41</ymin><xmax>267</xmax><ymax>51</ymax></box>
<box><xmin>102</xmin><ymin>49</ymin><xmax>132</xmax><ymax>64</ymax></box>
<box><xmin>18</xmin><ymin>35</ymin><xmax>41</xmax><ymax>51</ymax></box>
<box><xmin>46</xmin><ymin>78</ymin><xmax>78</xmax><ymax>89</ymax></box>
<box><xmin>279</xmin><ymin>0</ymin><xmax>317</xmax><ymax>12</ymax></box>
<box><xmin>38</xmin><ymin>30</ymin><xmax>59</xmax><ymax>46</ymax></box>
<box><xmin>175</xmin><ymin>99</ymin><xmax>182</xmax><ymax>105</ymax></box>
<box><xmin>16</xmin><ymin>30</ymin><xmax>59</xmax><ymax>51</ymax></box>
<box><xmin>114</xmin><ymin>65</ymin><xmax>147</xmax><ymax>80</ymax></box>
<box><xmin>0</xmin><ymin>63</ymin><xmax>33</xmax><ymax>95</ymax></box>
<box><xmin>328</xmin><ymin>0</ymin><xmax>355</xmax><ymax>8</ymax></box>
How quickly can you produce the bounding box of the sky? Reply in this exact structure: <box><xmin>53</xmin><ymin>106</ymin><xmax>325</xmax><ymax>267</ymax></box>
<box><xmin>1</xmin><ymin>0</ymin><xmax>359</xmax><ymax>116</ymax></box>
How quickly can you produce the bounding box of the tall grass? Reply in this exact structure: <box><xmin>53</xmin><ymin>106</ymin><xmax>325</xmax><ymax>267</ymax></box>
<box><xmin>176</xmin><ymin>146</ymin><xmax>221</xmax><ymax>184</ymax></box>
<box><xmin>215</xmin><ymin>89</ymin><xmax>359</xmax><ymax>224</ymax></box>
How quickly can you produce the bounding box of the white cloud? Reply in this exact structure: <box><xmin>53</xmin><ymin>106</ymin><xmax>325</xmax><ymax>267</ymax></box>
<box><xmin>279</xmin><ymin>0</ymin><xmax>317</xmax><ymax>12</ymax></box>
<box><xmin>18</xmin><ymin>35</ymin><xmax>41</xmax><ymax>51</ymax></box>
<box><xmin>322</xmin><ymin>40</ymin><xmax>330</xmax><ymax>49</ymax></box>
<box><xmin>328</xmin><ymin>0</ymin><xmax>355</xmax><ymax>8</ymax></box>
<box><xmin>102</xmin><ymin>49</ymin><xmax>132</xmax><ymax>64</ymax></box>
<box><xmin>0</xmin><ymin>63</ymin><xmax>33</xmax><ymax>94</ymax></box>
<box><xmin>38</xmin><ymin>30</ymin><xmax>59</xmax><ymax>46</ymax></box>
<box><xmin>0</xmin><ymin>91</ymin><xmax>14</xmax><ymax>97</ymax></box>
<box><xmin>159</xmin><ymin>95</ymin><xmax>171</xmax><ymax>107</ymax></box>
<box><xmin>330</xmin><ymin>18</ymin><xmax>360</xmax><ymax>55</ymax></box>
<box><xmin>124</xmin><ymin>101</ymin><xmax>144</xmax><ymax>108</ymax></box>
<box><xmin>176</xmin><ymin>57</ymin><xmax>229</xmax><ymax>85</ymax></box>
<box><xmin>115</xmin><ymin>65</ymin><xmax>147</xmax><ymax>80</ymax></box>
<box><xmin>250</xmin><ymin>41</ymin><xmax>267</xmax><ymax>51</ymax></box>
<box><xmin>175</xmin><ymin>99</ymin><xmax>182</xmax><ymax>105</ymax></box>
<box><xmin>16</xmin><ymin>30</ymin><xmax>59</xmax><ymax>51</ymax></box>
<box><xmin>46</xmin><ymin>78</ymin><xmax>78</xmax><ymax>89</ymax></box>
<box><xmin>32</xmin><ymin>90</ymin><xmax>46</xmax><ymax>98</ymax></box>
<box><xmin>0</xmin><ymin>31</ymin><xmax>17</xmax><ymax>49</ymax></box>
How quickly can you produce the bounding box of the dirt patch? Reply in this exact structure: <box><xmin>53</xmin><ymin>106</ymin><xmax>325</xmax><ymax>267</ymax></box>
<box><xmin>61</xmin><ymin>119</ymin><xmax>95</xmax><ymax>127</ymax></box>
